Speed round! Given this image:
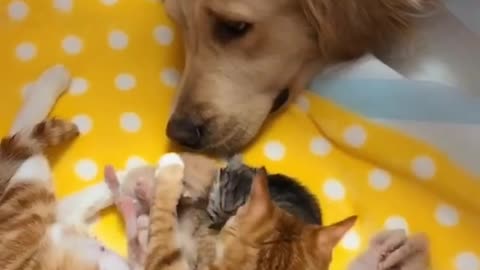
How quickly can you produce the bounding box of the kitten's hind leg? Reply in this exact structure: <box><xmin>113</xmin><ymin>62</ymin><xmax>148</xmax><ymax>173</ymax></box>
<box><xmin>57</xmin><ymin>182</ymin><xmax>114</xmax><ymax>229</ymax></box>
<box><xmin>57</xmin><ymin>167</ymin><xmax>128</xmax><ymax>228</ymax></box>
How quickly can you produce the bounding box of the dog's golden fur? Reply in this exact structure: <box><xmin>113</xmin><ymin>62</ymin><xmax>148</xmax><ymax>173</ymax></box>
<box><xmin>164</xmin><ymin>0</ymin><xmax>436</xmax><ymax>155</ymax></box>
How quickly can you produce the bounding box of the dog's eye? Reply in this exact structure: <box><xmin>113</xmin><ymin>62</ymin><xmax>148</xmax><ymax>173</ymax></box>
<box><xmin>214</xmin><ymin>18</ymin><xmax>252</xmax><ymax>43</ymax></box>
<box><xmin>270</xmin><ymin>88</ymin><xmax>290</xmax><ymax>113</ymax></box>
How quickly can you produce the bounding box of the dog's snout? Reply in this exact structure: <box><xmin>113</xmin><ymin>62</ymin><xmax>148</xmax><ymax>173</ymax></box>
<box><xmin>166</xmin><ymin>116</ymin><xmax>204</xmax><ymax>149</ymax></box>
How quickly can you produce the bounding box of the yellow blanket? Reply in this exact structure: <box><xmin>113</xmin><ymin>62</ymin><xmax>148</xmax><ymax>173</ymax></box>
<box><xmin>1</xmin><ymin>1</ymin><xmax>479</xmax><ymax>269</ymax></box>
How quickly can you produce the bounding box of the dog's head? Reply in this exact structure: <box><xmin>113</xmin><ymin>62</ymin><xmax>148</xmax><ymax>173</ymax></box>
<box><xmin>164</xmin><ymin>0</ymin><xmax>435</xmax><ymax>155</ymax></box>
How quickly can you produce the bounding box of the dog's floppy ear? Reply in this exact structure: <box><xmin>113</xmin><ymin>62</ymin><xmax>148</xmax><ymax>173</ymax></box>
<box><xmin>298</xmin><ymin>0</ymin><xmax>437</xmax><ymax>61</ymax></box>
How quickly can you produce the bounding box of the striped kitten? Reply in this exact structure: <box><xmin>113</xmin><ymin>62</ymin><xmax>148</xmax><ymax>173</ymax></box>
<box><xmin>145</xmin><ymin>153</ymin><xmax>357</xmax><ymax>270</ymax></box>
<box><xmin>207</xmin><ymin>155</ymin><xmax>322</xmax><ymax>230</ymax></box>
<box><xmin>0</xmin><ymin>119</ymin><xmax>130</xmax><ymax>270</ymax></box>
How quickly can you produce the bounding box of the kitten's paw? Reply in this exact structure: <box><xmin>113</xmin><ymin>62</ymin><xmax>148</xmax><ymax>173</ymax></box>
<box><xmin>155</xmin><ymin>153</ymin><xmax>185</xmax><ymax>185</ymax></box>
<box><xmin>158</xmin><ymin>153</ymin><xmax>184</xmax><ymax>169</ymax></box>
<box><xmin>36</xmin><ymin>65</ymin><xmax>71</xmax><ymax>98</ymax></box>
<box><xmin>377</xmin><ymin>229</ymin><xmax>408</xmax><ymax>262</ymax></box>
<box><xmin>32</xmin><ymin>118</ymin><xmax>80</xmax><ymax>146</ymax></box>
<box><xmin>380</xmin><ymin>233</ymin><xmax>430</xmax><ymax>269</ymax></box>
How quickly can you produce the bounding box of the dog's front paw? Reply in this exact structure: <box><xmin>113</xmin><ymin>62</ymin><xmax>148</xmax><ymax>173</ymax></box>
<box><xmin>32</xmin><ymin>118</ymin><xmax>80</xmax><ymax>146</ymax></box>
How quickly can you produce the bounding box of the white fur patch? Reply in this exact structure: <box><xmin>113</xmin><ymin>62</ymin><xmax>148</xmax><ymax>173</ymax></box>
<box><xmin>36</xmin><ymin>64</ymin><xmax>71</xmax><ymax>97</ymax></box>
<box><xmin>48</xmin><ymin>223</ymin><xmax>64</xmax><ymax>245</ymax></box>
<box><xmin>115</xmin><ymin>170</ymin><xmax>127</xmax><ymax>185</ymax></box>
<box><xmin>98</xmin><ymin>253</ymin><xmax>130</xmax><ymax>270</ymax></box>
<box><xmin>10</xmin><ymin>155</ymin><xmax>51</xmax><ymax>185</ymax></box>
<box><xmin>158</xmin><ymin>153</ymin><xmax>184</xmax><ymax>168</ymax></box>
<box><xmin>57</xmin><ymin>182</ymin><xmax>113</xmax><ymax>225</ymax></box>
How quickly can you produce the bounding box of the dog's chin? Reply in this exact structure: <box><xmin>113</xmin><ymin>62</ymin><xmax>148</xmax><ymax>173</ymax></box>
<box><xmin>187</xmin><ymin>124</ymin><xmax>258</xmax><ymax>157</ymax></box>
<box><xmin>201</xmin><ymin>135</ymin><xmax>253</xmax><ymax>157</ymax></box>
<box><xmin>197</xmin><ymin>95</ymin><xmax>290</xmax><ymax>157</ymax></box>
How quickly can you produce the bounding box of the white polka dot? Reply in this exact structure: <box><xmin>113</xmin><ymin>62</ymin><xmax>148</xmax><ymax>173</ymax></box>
<box><xmin>161</xmin><ymin>68</ymin><xmax>180</xmax><ymax>88</ymax></box>
<box><xmin>53</xmin><ymin>0</ymin><xmax>72</xmax><ymax>12</ymax></box>
<box><xmin>310</xmin><ymin>136</ymin><xmax>331</xmax><ymax>157</ymax></box>
<box><xmin>435</xmin><ymin>203</ymin><xmax>459</xmax><ymax>227</ymax></box>
<box><xmin>108</xmin><ymin>30</ymin><xmax>129</xmax><ymax>50</ymax></box>
<box><xmin>71</xmin><ymin>114</ymin><xmax>93</xmax><ymax>134</ymax></box>
<box><xmin>343</xmin><ymin>124</ymin><xmax>367</xmax><ymax>148</ymax></box>
<box><xmin>126</xmin><ymin>156</ymin><xmax>147</xmax><ymax>170</ymax></box>
<box><xmin>153</xmin><ymin>25</ymin><xmax>174</xmax><ymax>45</ymax></box>
<box><xmin>8</xmin><ymin>0</ymin><xmax>29</xmax><ymax>21</ymax></box>
<box><xmin>384</xmin><ymin>216</ymin><xmax>409</xmax><ymax>233</ymax></box>
<box><xmin>296</xmin><ymin>95</ymin><xmax>310</xmax><ymax>112</ymax></box>
<box><xmin>15</xmin><ymin>42</ymin><xmax>37</xmax><ymax>61</ymax></box>
<box><xmin>115</xmin><ymin>73</ymin><xmax>136</xmax><ymax>91</ymax></box>
<box><xmin>21</xmin><ymin>82</ymin><xmax>35</xmax><ymax>99</ymax></box>
<box><xmin>368</xmin><ymin>168</ymin><xmax>391</xmax><ymax>191</ymax></box>
<box><xmin>323</xmin><ymin>178</ymin><xmax>345</xmax><ymax>201</ymax></box>
<box><xmin>412</xmin><ymin>155</ymin><xmax>436</xmax><ymax>180</ymax></box>
<box><xmin>75</xmin><ymin>159</ymin><xmax>98</xmax><ymax>181</ymax></box>
<box><xmin>69</xmin><ymin>77</ymin><xmax>89</xmax><ymax>95</ymax></box>
<box><xmin>455</xmin><ymin>252</ymin><xmax>479</xmax><ymax>270</ymax></box>
<box><xmin>100</xmin><ymin>0</ymin><xmax>117</xmax><ymax>5</ymax></box>
<box><xmin>341</xmin><ymin>230</ymin><xmax>360</xmax><ymax>250</ymax></box>
<box><xmin>263</xmin><ymin>141</ymin><xmax>286</xmax><ymax>161</ymax></box>
<box><xmin>120</xmin><ymin>112</ymin><xmax>142</xmax><ymax>133</ymax></box>
<box><xmin>62</xmin><ymin>35</ymin><xmax>83</xmax><ymax>55</ymax></box>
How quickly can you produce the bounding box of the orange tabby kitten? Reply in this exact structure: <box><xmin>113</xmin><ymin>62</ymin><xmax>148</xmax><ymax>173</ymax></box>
<box><xmin>0</xmin><ymin>119</ymin><xmax>130</xmax><ymax>270</ymax></box>
<box><xmin>145</xmin><ymin>153</ymin><xmax>357</xmax><ymax>270</ymax></box>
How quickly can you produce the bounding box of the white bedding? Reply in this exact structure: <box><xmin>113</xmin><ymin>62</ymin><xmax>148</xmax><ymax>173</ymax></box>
<box><xmin>307</xmin><ymin>1</ymin><xmax>480</xmax><ymax>175</ymax></box>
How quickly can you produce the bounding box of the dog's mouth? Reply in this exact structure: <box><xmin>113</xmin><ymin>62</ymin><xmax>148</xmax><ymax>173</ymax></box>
<box><xmin>270</xmin><ymin>88</ymin><xmax>290</xmax><ymax>113</ymax></box>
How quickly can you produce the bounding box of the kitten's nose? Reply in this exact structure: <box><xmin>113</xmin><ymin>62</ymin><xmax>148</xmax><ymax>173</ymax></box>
<box><xmin>166</xmin><ymin>116</ymin><xmax>204</xmax><ymax>149</ymax></box>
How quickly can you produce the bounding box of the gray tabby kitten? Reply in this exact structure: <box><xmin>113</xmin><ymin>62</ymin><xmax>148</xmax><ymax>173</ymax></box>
<box><xmin>207</xmin><ymin>156</ymin><xmax>322</xmax><ymax>229</ymax></box>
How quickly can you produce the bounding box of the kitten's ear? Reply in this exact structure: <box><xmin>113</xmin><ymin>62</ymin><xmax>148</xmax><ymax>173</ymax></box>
<box><xmin>239</xmin><ymin>167</ymin><xmax>271</xmax><ymax>216</ymax></box>
<box><xmin>317</xmin><ymin>215</ymin><xmax>357</xmax><ymax>249</ymax></box>
<box><xmin>250</xmin><ymin>167</ymin><xmax>270</xmax><ymax>203</ymax></box>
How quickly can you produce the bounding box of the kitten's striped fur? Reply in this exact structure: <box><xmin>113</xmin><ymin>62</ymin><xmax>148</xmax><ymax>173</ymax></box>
<box><xmin>0</xmin><ymin>119</ymin><xmax>130</xmax><ymax>270</ymax></box>
<box><xmin>145</xmin><ymin>154</ymin><xmax>357</xmax><ymax>270</ymax></box>
<box><xmin>207</xmin><ymin>156</ymin><xmax>322</xmax><ymax>230</ymax></box>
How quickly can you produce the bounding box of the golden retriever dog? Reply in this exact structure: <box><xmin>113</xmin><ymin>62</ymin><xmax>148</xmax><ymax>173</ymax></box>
<box><xmin>164</xmin><ymin>0</ymin><xmax>436</xmax><ymax>155</ymax></box>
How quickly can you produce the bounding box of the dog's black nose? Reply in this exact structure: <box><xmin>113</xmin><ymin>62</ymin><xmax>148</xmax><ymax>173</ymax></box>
<box><xmin>166</xmin><ymin>116</ymin><xmax>204</xmax><ymax>149</ymax></box>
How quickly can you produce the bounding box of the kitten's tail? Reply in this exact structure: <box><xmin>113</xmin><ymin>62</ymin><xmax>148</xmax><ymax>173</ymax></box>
<box><xmin>0</xmin><ymin>119</ymin><xmax>79</xmax><ymax>194</ymax></box>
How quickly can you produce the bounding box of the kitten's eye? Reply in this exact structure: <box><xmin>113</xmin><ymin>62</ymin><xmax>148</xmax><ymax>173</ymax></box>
<box><xmin>214</xmin><ymin>18</ymin><xmax>252</xmax><ymax>43</ymax></box>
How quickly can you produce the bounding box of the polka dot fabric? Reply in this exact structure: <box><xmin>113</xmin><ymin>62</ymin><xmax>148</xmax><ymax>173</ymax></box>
<box><xmin>1</xmin><ymin>1</ymin><xmax>479</xmax><ymax>270</ymax></box>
